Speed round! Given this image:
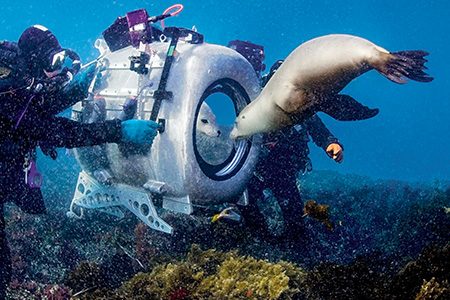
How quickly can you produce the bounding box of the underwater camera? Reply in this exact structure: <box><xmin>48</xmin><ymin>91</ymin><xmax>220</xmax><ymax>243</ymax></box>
<box><xmin>68</xmin><ymin>7</ymin><xmax>263</xmax><ymax>234</ymax></box>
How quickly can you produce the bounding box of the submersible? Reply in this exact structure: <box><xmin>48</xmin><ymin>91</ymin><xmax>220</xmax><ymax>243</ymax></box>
<box><xmin>67</xmin><ymin>7</ymin><xmax>264</xmax><ymax>233</ymax></box>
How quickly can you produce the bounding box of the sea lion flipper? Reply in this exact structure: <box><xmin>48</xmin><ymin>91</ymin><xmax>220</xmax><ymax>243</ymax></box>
<box><xmin>320</xmin><ymin>94</ymin><xmax>379</xmax><ymax>121</ymax></box>
<box><xmin>376</xmin><ymin>50</ymin><xmax>434</xmax><ymax>84</ymax></box>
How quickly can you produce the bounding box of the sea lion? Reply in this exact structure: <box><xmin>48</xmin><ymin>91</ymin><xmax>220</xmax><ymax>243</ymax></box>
<box><xmin>230</xmin><ymin>34</ymin><xmax>433</xmax><ymax>139</ymax></box>
<box><xmin>197</xmin><ymin>102</ymin><xmax>221</xmax><ymax>137</ymax></box>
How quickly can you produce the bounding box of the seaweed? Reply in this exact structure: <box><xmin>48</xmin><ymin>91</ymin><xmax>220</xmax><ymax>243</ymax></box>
<box><xmin>76</xmin><ymin>244</ymin><xmax>306</xmax><ymax>300</ymax></box>
<box><xmin>415</xmin><ymin>277</ymin><xmax>450</xmax><ymax>300</ymax></box>
<box><xmin>194</xmin><ymin>254</ymin><xmax>306</xmax><ymax>299</ymax></box>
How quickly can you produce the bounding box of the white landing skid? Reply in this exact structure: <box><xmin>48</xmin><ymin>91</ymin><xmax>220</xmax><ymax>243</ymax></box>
<box><xmin>67</xmin><ymin>171</ymin><xmax>173</xmax><ymax>234</ymax></box>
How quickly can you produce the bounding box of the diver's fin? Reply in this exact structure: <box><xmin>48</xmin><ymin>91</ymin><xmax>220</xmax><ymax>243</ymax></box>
<box><xmin>319</xmin><ymin>94</ymin><xmax>379</xmax><ymax>121</ymax></box>
<box><xmin>377</xmin><ymin>50</ymin><xmax>433</xmax><ymax>84</ymax></box>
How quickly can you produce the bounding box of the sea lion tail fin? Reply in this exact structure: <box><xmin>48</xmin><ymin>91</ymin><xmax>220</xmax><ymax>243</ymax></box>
<box><xmin>377</xmin><ymin>50</ymin><xmax>434</xmax><ymax>84</ymax></box>
<box><xmin>319</xmin><ymin>94</ymin><xmax>379</xmax><ymax>121</ymax></box>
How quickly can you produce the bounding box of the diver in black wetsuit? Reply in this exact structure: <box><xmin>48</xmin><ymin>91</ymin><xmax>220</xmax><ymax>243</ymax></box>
<box><xmin>0</xmin><ymin>25</ymin><xmax>159</xmax><ymax>298</ymax></box>
<box><xmin>244</xmin><ymin>115</ymin><xmax>343</xmax><ymax>237</ymax></box>
<box><xmin>242</xmin><ymin>60</ymin><xmax>344</xmax><ymax>239</ymax></box>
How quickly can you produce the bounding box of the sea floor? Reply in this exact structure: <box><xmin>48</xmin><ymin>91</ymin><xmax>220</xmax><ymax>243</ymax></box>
<box><xmin>4</xmin><ymin>170</ymin><xmax>450</xmax><ymax>299</ymax></box>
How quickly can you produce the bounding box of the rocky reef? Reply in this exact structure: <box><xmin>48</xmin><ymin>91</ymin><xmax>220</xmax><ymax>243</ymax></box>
<box><xmin>58</xmin><ymin>243</ymin><xmax>449</xmax><ymax>300</ymax></box>
<box><xmin>3</xmin><ymin>170</ymin><xmax>449</xmax><ymax>299</ymax></box>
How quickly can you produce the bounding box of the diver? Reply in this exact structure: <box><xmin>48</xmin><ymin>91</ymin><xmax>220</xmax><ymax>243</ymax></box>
<box><xmin>241</xmin><ymin>60</ymin><xmax>344</xmax><ymax>240</ymax></box>
<box><xmin>0</xmin><ymin>25</ymin><xmax>159</xmax><ymax>298</ymax></box>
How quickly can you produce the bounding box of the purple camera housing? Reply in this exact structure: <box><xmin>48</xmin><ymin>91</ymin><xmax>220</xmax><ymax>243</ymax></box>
<box><xmin>126</xmin><ymin>9</ymin><xmax>150</xmax><ymax>47</ymax></box>
<box><xmin>102</xmin><ymin>9</ymin><xmax>152</xmax><ymax>52</ymax></box>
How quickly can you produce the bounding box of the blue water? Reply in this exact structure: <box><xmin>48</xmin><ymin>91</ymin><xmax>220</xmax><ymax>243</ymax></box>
<box><xmin>1</xmin><ymin>0</ymin><xmax>449</xmax><ymax>182</ymax></box>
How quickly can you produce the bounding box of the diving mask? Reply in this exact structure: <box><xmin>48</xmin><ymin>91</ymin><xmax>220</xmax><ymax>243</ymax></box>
<box><xmin>44</xmin><ymin>48</ymin><xmax>81</xmax><ymax>75</ymax></box>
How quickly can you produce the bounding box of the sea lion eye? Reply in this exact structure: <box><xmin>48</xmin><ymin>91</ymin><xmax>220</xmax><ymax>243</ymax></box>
<box><xmin>201</xmin><ymin>119</ymin><xmax>208</xmax><ymax>124</ymax></box>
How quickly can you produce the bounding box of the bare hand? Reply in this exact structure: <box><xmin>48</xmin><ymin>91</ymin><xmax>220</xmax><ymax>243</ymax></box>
<box><xmin>326</xmin><ymin>143</ymin><xmax>344</xmax><ymax>163</ymax></box>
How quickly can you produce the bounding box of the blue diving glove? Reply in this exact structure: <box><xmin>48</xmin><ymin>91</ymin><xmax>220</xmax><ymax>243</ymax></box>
<box><xmin>121</xmin><ymin>120</ymin><xmax>159</xmax><ymax>145</ymax></box>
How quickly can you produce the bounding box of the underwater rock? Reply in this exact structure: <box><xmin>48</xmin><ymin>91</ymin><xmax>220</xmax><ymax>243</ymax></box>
<box><xmin>64</xmin><ymin>261</ymin><xmax>107</xmax><ymax>293</ymax></box>
<box><xmin>6</xmin><ymin>287</ymin><xmax>35</xmax><ymax>300</ymax></box>
<box><xmin>134</xmin><ymin>222</ymin><xmax>152</xmax><ymax>265</ymax></box>
<box><xmin>6</xmin><ymin>281</ymin><xmax>71</xmax><ymax>300</ymax></box>
<box><xmin>388</xmin><ymin>244</ymin><xmax>450</xmax><ymax>299</ymax></box>
<box><xmin>301</xmin><ymin>244</ymin><xmax>450</xmax><ymax>300</ymax></box>
<box><xmin>303</xmin><ymin>257</ymin><xmax>388</xmax><ymax>300</ymax></box>
<box><xmin>255</xmin><ymin>189</ymin><xmax>285</xmax><ymax>237</ymax></box>
<box><xmin>3</xmin><ymin>170</ymin><xmax>449</xmax><ymax>299</ymax></box>
<box><xmin>42</xmin><ymin>284</ymin><xmax>71</xmax><ymax>300</ymax></box>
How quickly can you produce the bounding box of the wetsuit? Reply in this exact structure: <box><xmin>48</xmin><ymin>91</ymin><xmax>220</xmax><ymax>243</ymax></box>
<box><xmin>0</xmin><ymin>46</ymin><xmax>122</xmax><ymax>299</ymax></box>
<box><xmin>0</xmin><ymin>205</ymin><xmax>7</xmax><ymax>299</ymax></box>
<box><xmin>244</xmin><ymin>115</ymin><xmax>340</xmax><ymax>239</ymax></box>
<box><xmin>242</xmin><ymin>59</ymin><xmax>341</xmax><ymax>239</ymax></box>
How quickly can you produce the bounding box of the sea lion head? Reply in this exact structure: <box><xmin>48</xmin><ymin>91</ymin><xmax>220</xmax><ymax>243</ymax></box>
<box><xmin>229</xmin><ymin>100</ymin><xmax>265</xmax><ymax>140</ymax></box>
<box><xmin>230</xmin><ymin>98</ymin><xmax>291</xmax><ymax>140</ymax></box>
